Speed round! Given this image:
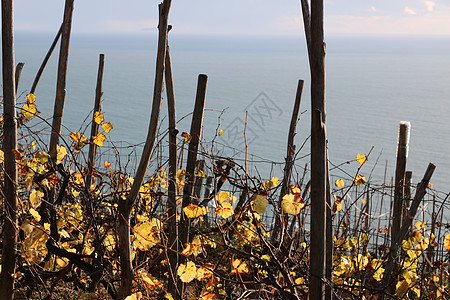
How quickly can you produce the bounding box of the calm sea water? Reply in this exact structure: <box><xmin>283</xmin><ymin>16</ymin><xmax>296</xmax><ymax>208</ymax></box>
<box><xmin>9</xmin><ymin>32</ymin><xmax>450</xmax><ymax>193</ymax></box>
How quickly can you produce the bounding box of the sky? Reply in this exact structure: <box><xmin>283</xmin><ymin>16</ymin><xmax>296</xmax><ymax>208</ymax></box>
<box><xmin>12</xmin><ymin>0</ymin><xmax>450</xmax><ymax>36</ymax></box>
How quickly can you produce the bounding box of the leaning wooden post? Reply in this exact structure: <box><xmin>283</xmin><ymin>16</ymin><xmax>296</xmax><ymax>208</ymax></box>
<box><xmin>164</xmin><ymin>42</ymin><xmax>181</xmax><ymax>299</ymax></box>
<box><xmin>179</xmin><ymin>74</ymin><xmax>208</xmax><ymax>247</ymax></box>
<box><xmin>272</xmin><ymin>79</ymin><xmax>304</xmax><ymax>244</ymax></box>
<box><xmin>0</xmin><ymin>1</ymin><xmax>18</xmax><ymax>298</ymax></box>
<box><xmin>49</xmin><ymin>0</ymin><xmax>74</xmax><ymax>159</ymax></box>
<box><xmin>86</xmin><ymin>54</ymin><xmax>105</xmax><ymax>189</ymax></box>
<box><xmin>14</xmin><ymin>62</ymin><xmax>23</xmax><ymax>94</ymax></box>
<box><xmin>118</xmin><ymin>2</ymin><xmax>172</xmax><ymax>298</ymax></box>
<box><xmin>30</xmin><ymin>24</ymin><xmax>62</xmax><ymax>94</ymax></box>
<box><xmin>308</xmin><ymin>0</ymin><xmax>328</xmax><ymax>297</ymax></box>
<box><xmin>389</xmin><ymin>121</ymin><xmax>410</xmax><ymax>293</ymax></box>
<box><xmin>380</xmin><ymin>163</ymin><xmax>435</xmax><ymax>297</ymax></box>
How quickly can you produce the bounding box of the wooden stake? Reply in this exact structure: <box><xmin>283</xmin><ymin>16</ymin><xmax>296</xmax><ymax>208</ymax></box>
<box><xmin>179</xmin><ymin>74</ymin><xmax>208</xmax><ymax>247</ymax></box>
<box><xmin>119</xmin><ymin>1</ymin><xmax>172</xmax><ymax>298</ymax></box>
<box><xmin>308</xmin><ymin>0</ymin><xmax>327</xmax><ymax>296</ymax></box>
<box><xmin>272</xmin><ymin>79</ymin><xmax>304</xmax><ymax>244</ymax></box>
<box><xmin>0</xmin><ymin>1</ymin><xmax>18</xmax><ymax>298</ymax></box>
<box><xmin>86</xmin><ymin>53</ymin><xmax>105</xmax><ymax>189</ymax></box>
<box><xmin>164</xmin><ymin>42</ymin><xmax>180</xmax><ymax>300</ymax></box>
<box><xmin>30</xmin><ymin>24</ymin><xmax>62</xmax><ymax>94</ymax></box>
<box><xmin>380</xmin><ymin>163</ymin><xmax>435</xmax><ymax>296</ymax></box>
<box><xmin>49</xmin><ymin>0</ymin><xmax>74</xmax><ymax>160</ymax></box>
<box><xmin>14</xmin><ymin>62</ymin><xmax>23</xmax><ymax>94</ymax></box>
<box><xmin>389</xmin><ymin>121</ymin><xmax>410</xmax><ymax>294</ymax></box>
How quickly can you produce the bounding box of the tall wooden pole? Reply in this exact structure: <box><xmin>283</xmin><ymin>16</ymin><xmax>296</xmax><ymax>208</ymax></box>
<box><xmin>0</xmin><ymin>1</ymin><xmax>18</xmax><ymax>299</ymax></box>
<box><xmin>272</xmin><ymin>79</ymin><xmax>304</xmax><ymax>244</ymax></box>
<box><xmin>389</xmin><ymin>121</ymin><xmax>410</xmax><ymax>294</ymax></box>
<box><xmin>178</xmin><ymin>74</ymin><xmax>208</xmax><ymax>298</ymax></box>
<box><xmin>86</xmin><ymin>54</ymin><xmax>105</xmax><ymax>189</ymax></box>
<box><xmin>119</xmin><ymin>1</ymin><xmax>172</xmax><ymax>298</ymax></box>
<box><xmin>380</xmin><ymin>163</ymin><xmax>435</xmax><ymax>297</ymax></box>
<box><xmin>164</xmin><ymin>42</ymin><xmax>181</xmax><ymax>299</ymax></box>
<box><xmin>309</xmin><ymin>0</ymin><xmax>327</xmax><ymax>298</ymax></box>
<box><xmin>49</xmin><ymin>0</ymin><xmax>74</xmax><ymax>159</ymax></box>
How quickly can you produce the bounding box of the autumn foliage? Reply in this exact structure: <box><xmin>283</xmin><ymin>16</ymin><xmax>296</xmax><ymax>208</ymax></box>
<box><xmin>1</xmin><ymin>94</ymin><xmax>450</xmax><ymax>299</ymax></box>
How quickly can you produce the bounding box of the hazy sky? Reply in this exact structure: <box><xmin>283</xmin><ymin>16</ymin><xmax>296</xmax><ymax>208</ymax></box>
<box><xmin>13</xmin><ymin>0</ymin><xmax>450</xmax><ymax>36</ymax></box>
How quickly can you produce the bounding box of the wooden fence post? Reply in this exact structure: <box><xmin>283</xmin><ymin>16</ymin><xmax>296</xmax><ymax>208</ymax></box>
<box><xmin>380</xmin><ymin>163</ymin><xmax>435</xmax><ymax>297</ymax></box>
<box><xmin>30</xmin><ymin>24</ymin><xmax>63</xmax><ymax>94</ymax></box>
<box><xmin>49</xmin><ymin>0</ymin><xmax>74</xmax><ymax>159</ymax></box>
<box><xmin>272</xmin><ymin>79</ymin><xmax>304</xmax><ymax>245</ymax></box>
<box><xmin>164</xmin><ymin>42</ymin><xmax>181</xmax><ymax>299</ymax></box>
<box><xmin>389</xmin><ymin>121</ymin><xmax>410</xmax><ymax>294</ymax></box>
<box><xmin>179</xmin><ymin>74</ymin><xmax>208</xmax><ymax>298</ymax></box>
<box><xmin>179</xmin><ymin>74</ymin><xmax>208</xmax><ymax>244</ymax></box>
<box><xmin>0</xmin><ymin>1</ymin><xmax>18</xmax><ymax>298</ymax></box>
<box><xmin>14</xmin><ymin>62</ymin><xmax>23</xmax><ymax>94</ymax></box>
<box><xmin>118</xmin><ymin>1</ymin><xmax>172</xmax><ymax>298</ymax></box>
<box><xmin>86</xmin><ymin>53</ymin><xmax>105</xmax><ymax>189</ymax></box>
<box><xmin>308</xmin><ymin>0</ymin><xmax>328</xmax><ymax>297</ymax></box>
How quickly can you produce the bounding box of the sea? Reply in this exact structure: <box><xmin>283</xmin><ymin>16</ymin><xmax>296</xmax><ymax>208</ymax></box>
<box><xmin>9</xmin><ymin>32</ymin><xmax>450</xmax><ymax>196</ymax></box>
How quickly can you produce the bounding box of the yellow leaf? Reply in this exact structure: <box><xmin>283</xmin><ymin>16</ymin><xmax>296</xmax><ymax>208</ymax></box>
<box><xmin>263</xmin><ymin>177</ymin><xmax>279</xmax><ymax>189</ymax></box>
<box><xmin>21</xmin><ymin>103</ymin><xmax>37</xmax><ymax>118</ymax></box>
<box><xmin>133</xmin><ymin>218</ymin><xmax>163</xmax><ymax>250</ymax></box>
<box><xmin>94</xmin><ymin>111</ymin><xmax>104</xmax><ymax>124</ymax></box>
<box><xmin>281</xmin><ymin>194</ymin><xmax>305</xmax><ymax>215</ymax></box>
<box><xmin>35</xmin><ymin>151</ymin><xmax>50</xmax><ymax>164</ymax></box>
<box><xmin>26</xmin><ymin>93</ymin><xmax>36</xmax><ymax>104</ymax></box>
<box><xmin>104</xmin><ymin>161</ymin><xmax>111</xmax><ymax>168</ymax></box>
<box><xmin>71</xmin><ymin>188</ymin><xmax>80</xmax><ymax>197</ymax></box>
<box><xmin>335</xmin><ymin>179</ymin><xmax>344</xmax><ymax>189</ymax></box>
<box><xmin>361</xmin><ymin>198</ymin><xmax>366</xmax><ymax>204</ymax></box>
<box><xmin>215</xmin><ymin>191</ymin><xmax>229</xmax><ymax>204</ymax></box>
<box><xmin>30</xmin><ymin>208</ymin><xmax>41</xmax><ymax>222</ymax></box>
<box><xmin>414</xmin><ymin>221</ymin><xmax>425</xmax><ymax>231</ymax></box>
<box><xmin>124</xmin><ymin>292</ymin><xmax>142</xmax><ymax>300</ymax></box>
<box><xmin>335</xmin><ymin>199</ymin><xmax>343</xmax><ymax>211</ymax></box>
<box><xmin>295</xmin><ymin>277</ymin><xmax>305</xmax><ymax>285</ymax></box>
<box><xmin>215</xmin><ymin>202</ymin><xmax>234</xmax><ymax>219</ymax></box>
<box><xmin>137</xmin><ymin>269</ymin><xmax>164</xmax><ymax>290</ymax></box>
<box><xmin>92</xmin><ymin>132</ymin><xmax>107</xmax><ymax>147</ymax></box>
<box><xmin>21</xmin><ymin>226</ymin><xmax>48</xmax><ymax>265</ymax></box>
<box><xmin>177</xmin><ymin>261</ymin><xmax>197</xmax><ymax>283</ymax></box>
<box><xmin>29</xmin><ymin>189</ymin><xmax>44</xmax><ymax>208</ymax></box>
<box><xmin>196</xmin><ymin>264</ymin><xmax>213</xmax><ymax>280</ymax></box>
<box><xmin>165</xmin><ymin>293</ymin><xmax>175</xmax><ymax>300</ymax></box>
<box><xmin>261</xmin><ymin>254</ymin><xmax>270</xmax><ymax>261</ymax></box>
<box><xmin>231</xmin><ymin>259</ymin><xmax>249</xmax><ymax>274</ymax></box>
<box><xmin>70</xmin><ymin>132</ymin><xmax>88</xmax><ymax>150</ymax></box>
<box><xmin>356</xmin><ymin>153</ymin><xmax>367</xmax><ymax>165</ymax></box>
<box><xmin>102</xmin><ymin>122</ymin><xmax>113</xmax><ymax>133</ymax></box>
<box><xmin>183</xmin><ymin>204</ymin><xmax>207</xmax><ymax>219</ymax></box>
<box><xmin>290</xmin><ymin>184</ymin><xmax>301</xmax><ymax>194</ymax></box>
<box><xmin>31</xmin><ymin>141</ymin><xmax>36</xmax><ymax>150</ymax></box>
<box><xmin>195</xmin><ymin>170</ymin><xmax>208</xmax><ymax>178</ymax></box>
<box><xmin>218</xmin><ymin>129</ymin><xmax>224</xmax><ymax>136</ymax></box>
<box><xmin>353</xmin><ymin>175</ymin><xmax>366</xmax><ymax>185</ymax></box>
<box><xmin>444</xmin><ymin>233</ymin><xmax>450</xmax><ymax>251</ymax></box>
<box><xmin>251</xmin><ymin>194</ymin><xmax>269</xmax><ymax>214</ymax></box>
<box><xmin>181</xmin><ymin>131</ymin><xmax>191</xmax><ymax>143</ymax></box>
<box><xmin>56</xmin><ymin>144</ymin><xmax>68</xmax><ymax>164</ymax></box>
<box><xmin>0</xmin><ymin>150</ymin><xmax>4</xmax><ymax>164</ymax></box>
<box><xmin>182</xmin><ymin>235</ymin><xmax>205</xmax><ymax>257</ymax></box>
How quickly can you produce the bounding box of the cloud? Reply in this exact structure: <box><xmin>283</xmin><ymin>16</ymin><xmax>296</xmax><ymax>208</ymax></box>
<box><xmin>370</xmin><ymin>6</ymin><xmax>377</xmax><ymax>12</ymax></box>
<box><xmin>326</xmin><ymin>13</ymin><xmax>450</xmax><ymax>35</ymax></box>
<box><xmin>424</xmin><ymin>0</ymin><xmax>435</xmax><ymax>12</ymax></box>
<box><xmin>404</xmin><ymin>6</ymin><xmax>417</xmax><ymax>15</ymax></box>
